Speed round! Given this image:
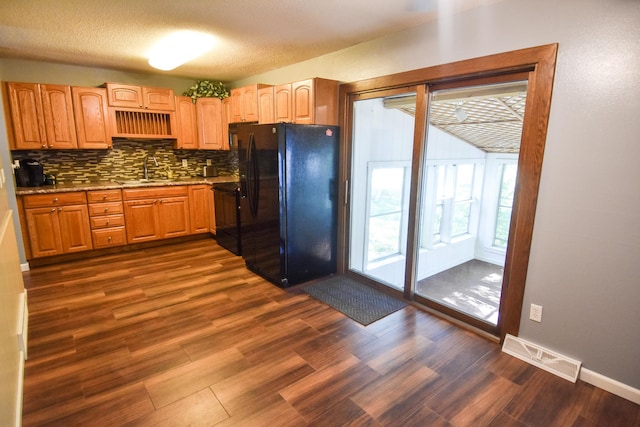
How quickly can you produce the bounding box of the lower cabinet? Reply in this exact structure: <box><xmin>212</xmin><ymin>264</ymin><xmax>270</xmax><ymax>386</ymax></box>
<box><xmin>87</xmin><ymin>189</ymin><xmax>126</xmax><ymax>248</ymax></box>
<box><xmin>23</xmin><ymin>192</ymin><xmax>92</xmax><ymax>258</ymax></box>
<box><xmin>123</xmin><ymin>186</ymin><xmax>191</xmax><ymax>243</ymax></box>
<box><xmin>189</xmin><ymin>185</ymin><xmax>211</xmax><ymax>234</ymax></box>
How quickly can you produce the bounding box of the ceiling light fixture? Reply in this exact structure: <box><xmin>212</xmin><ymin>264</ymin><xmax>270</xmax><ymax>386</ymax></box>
<box><xmin>454</xmin><ymin>106</ymin><xmax>468</xmax><ymax>122</ymax></box>
<box><xmin>147</xmin><ymin>30</ymin><xmax>215</xmax><ymax>71</ymax></box>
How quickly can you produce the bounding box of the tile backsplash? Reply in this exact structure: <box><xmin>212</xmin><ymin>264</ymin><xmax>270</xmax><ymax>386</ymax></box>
<box><xmin>11</xmin><ymin>139</ymin><xmax>238</xmax><ymax>184</ymax></box>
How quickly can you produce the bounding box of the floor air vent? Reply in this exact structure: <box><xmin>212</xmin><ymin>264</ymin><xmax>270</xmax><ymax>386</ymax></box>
<box><xmin>502</xmin><ymin>334</ymin><xmax>582</xmax><ymax>382</ymax></box>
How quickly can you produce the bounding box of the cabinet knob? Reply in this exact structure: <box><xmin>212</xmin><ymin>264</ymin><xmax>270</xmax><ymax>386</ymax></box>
<box><xmin>53</xmin><ymin>197</ymin><xmax>59</xmax><ymax>203</ymax></box>
<box><xmin>58</xmin><ymin>207</ymin><xmax>62</xmax><ymax>212</ymax></box>
<box><xmin>50</xmin><ymin>208</ymin><xmax>56</xmax><ymax>212</ymax></box>
<box><xmin>48</xmin><ymin>144</ymin><xmax>54</xmax><ymax>149</ymax></box>
<box><xmin>102</xmin><ymin>195</ymin><xmax>107</xmax><ymax>200</ymax></box>
<box><xmin>108</xmin><ymin>236</ymin><xmax>112</xmax><ymax>241</ymax></box>
<box><xmin>106</xmin><ymin>220</ymin><xmax>110</xmax><ymax>225</ymax></box>
<box><xmin>104</xmin><ymin>208</ymin><xmax>109</xmax><ymax>212</ymax></box>
<box><xmin>41</xmin><ymin>144</ymin><xmax>47</xmax><ymax>149</ymax></box>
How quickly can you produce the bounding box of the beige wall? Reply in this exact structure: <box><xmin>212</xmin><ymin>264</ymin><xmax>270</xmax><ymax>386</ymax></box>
<box><xmin>234</xmin><ymin>0</ymin><xmax>640</xmax><ymax>390</ymax></box>
<box><xmin>0</xmin><ymin>147</ymin><xmax>25</xmax><ymax>426</ymax></box>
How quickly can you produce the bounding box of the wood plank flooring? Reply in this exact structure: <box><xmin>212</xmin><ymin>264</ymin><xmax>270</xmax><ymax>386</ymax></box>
<box><xmin>21</xmin><ymin>239</ymin><xmax>639</xmax><ymax>426</ymax></box>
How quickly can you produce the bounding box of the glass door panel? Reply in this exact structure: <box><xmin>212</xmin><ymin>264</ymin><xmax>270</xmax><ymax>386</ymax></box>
<box><xmin>414</xmin><ymin>81</ymin><xmax>527</xmax><ymax>327</ymax></box>
<box><xmin>348</xmin><ymin>91</ymin><xmax>416</xmax><ymax>290</ymax></box>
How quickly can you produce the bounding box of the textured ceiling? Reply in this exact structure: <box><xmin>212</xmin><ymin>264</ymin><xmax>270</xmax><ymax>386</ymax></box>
<box><xmin>0</xmin><ymin>0</ymin><xmax>500</xmax><ymax>82</ymax></box>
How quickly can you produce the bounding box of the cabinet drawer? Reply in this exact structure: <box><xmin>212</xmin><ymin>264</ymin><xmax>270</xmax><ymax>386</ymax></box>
<box><xmin>87</xmin><ymin>189</ymin><xmax>122</xmax><ymax>203</ymax></box>
<box><xmin>23</xmin><ymin>192</ymin><xmax>87</xmax><ymax>208</ymax></box>
<box><xmin>89</xmin><ymin>202</ymin><xmax>123</xmax><ymax>217</ymax></box>
<box><xmin>90</xmin><ymin>214</ymin><xmax>125</xmax><ymax>229</ymax></box>
<box><xmin>92</xmin><ymin>227</ymin><xmax>127</xmax><ymax>248</ymax></box>
<box><xmin>123</xmin><ymin>186</ymin><xmax>188</xmax><ymax>200</ymax></box>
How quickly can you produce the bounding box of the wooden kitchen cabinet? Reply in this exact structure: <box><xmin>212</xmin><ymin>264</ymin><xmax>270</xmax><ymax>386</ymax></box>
<box><xmin>274</xmin><ymin>83</ymin><xmax>292</xmax><ymax>123</ymax></box>
<box><xmin>72</xmin><ymin>86</ymin><xmax>111</xmax><ymax>149</ymax></box>
<box><xmin>123</xmin><ymin>186</ymin><xmax>190</xmax><ymax>243</ymax></box>
<box><xmin>5</xmin><ymin>82</ymin><xmax>78</xmax><ymax>150</ymax></box>
<box><xmin>258</xmin><ymin>86</ymin><xmax>275</xmax><ymax>124</ymax></box>
<box><xmin>23</xmin><ymin>192</ymin><xmax>92</xmax><ymax>258</ymax></box>
<box><xmin>105</xmin><ymin>83</ymin><xmax>175</xmax><ymax>110</ymax></box>
<box><xmin>189</xmin><ymin>185</ymin><xmax>211</xmax><ymax>234</ymax></box>
<box><xmin>196</xmin><ymin>97</ymin><xmax>224</xmax><ymax>150</ymax></box>
<box><xmin>230</xmin><ymin>84</ymin><xmax>271</xmax><ymax>123</ymax></box>
<box><xmin>87</xmin><ymin>189</ymin><xmax>126</xmax><ymax>248</ymax></box>
<box><xmin>273</xmin><ymin>78</ymin><xmax>339</xmax><ymax>125</ymax></box>
<box><xmin>174</xmin><ymin>96</ymin><xmax>199</xmax><ymax>149</ymax></box>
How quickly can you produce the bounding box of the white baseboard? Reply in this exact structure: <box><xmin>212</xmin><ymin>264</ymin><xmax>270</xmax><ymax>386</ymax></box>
<box><xmin>580</xmin><ymin>368</ymin><xmax>640</xmax><ymax>405</ymax></box>
<box><xmin>20</xmin><ymin>262</ymin><xmax>29</xmax><ymax>272</ymax></box>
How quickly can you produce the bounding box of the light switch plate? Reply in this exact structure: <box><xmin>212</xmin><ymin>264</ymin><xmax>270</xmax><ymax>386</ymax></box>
<box><xmin>182</xmin><ymin>159</ymin><xmax>188</xmax><ymax>168</ymax></box>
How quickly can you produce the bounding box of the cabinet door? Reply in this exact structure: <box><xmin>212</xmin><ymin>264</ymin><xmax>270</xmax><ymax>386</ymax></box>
<box><xmin>221</xmin><ymin>97</ymin><xmax>231</xmax><ymax>150</ymax></box>
<box><xmin>258</xmin><ymin>86</ymin><xmax>274</xmax><ymax>124</ymax></box>
<box><xmin>241</xmin><ymin>86</ymin><xmax>260</xmax><ymax>122</ymax></box>
<box><xmin>142</xmin><ymin>87</ymin><xmax>175</xmax><ymax>110</ymax></box>
<box><xmin>58</xmin><ymin>205</ymin><xmax>93</xmax><ymax>253</ymax></box>
<box><xmin>175</xmin><ymin>96</ymin><xmax>198</xmax><ymax>149</ymax></box>
<box><xmin>106</xmin><ymin>83</ymin><xmax>143</xmax><ymax>108</ymax></box>
<box><xmin>189</xmin><ymin>185</ymin><xmax>210</xmax><ymax>234</ymax></box>
<box><xmin>124</xmin><ymin>199</ymin><xmax>160</xmax><ymax>243</ymax></box>
<box><xmin>292</xmin><ymin>79</ymin><xmax>314</xmax><ymax>124</ymax></box>
<box><xmin>230</xmin><ymin>88</ymin><xmax>244</xmax><ymax>123</ymax></box>
<box><xmin>25</xmin><ymin>207</ymin><xmax>63</xmax><ymax>258</ymax></box>
<box><xmin>207</xmin><ymin>186</ymin><xmax>216</xmax><ymax>233</ymax></box>
<box><xmin>159</xmin><ymin>196</ymin><xmax>190</xmax><ymax>238</ymax></box>
<box><xmin>72</xmin><ymin>87</ymin><xmax>111</xmax><ymax>149</ymax></box>
<box><xmin>41</xmin><ymin>84</ymin><xmax>78</xmax><ymax>149</ymax></box>
<box><xmin>274</xmin><ymin>83</ymin><xmax>293</xmax><ymax>123</ymax></box>
<box><xmin>6</xmin><ymin>82</ymin><xmax>46</xmax><ymax>150</ymax></box>
<box><xmin>196</xmin><ymin>97</ymin><xmax>223</xmax><ymax>150</ymax></box>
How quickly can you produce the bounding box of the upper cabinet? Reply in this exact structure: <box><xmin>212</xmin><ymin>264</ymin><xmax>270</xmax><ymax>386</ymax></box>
<box><xmin>72</xmin><ymin>87</ymin><xmax>111</xmax><ymax>149</ymax></box>
<box><xmin>174</xmin><ymin>96</ymin><xmax>228</xmax><ymax>150</ymax></box>
<box><xmin>105</xmin><ymin>83</ymin><xmax>175</xmax><ymax>111</ymax></box>
<box><xmin>4</xmin><ymin>82</ymin><xmax>78</xmax><ymax>150</ymax></box>
<box><xmin>274</xmin><ymin>78</ymin><xmax>339</xmax><ymax>125</ymax></box>
<box><xmin>105</xmin><ymin>83</ymin><xmax>177</xmax><ymax>139</ymax></box>
<box><xmin>258</xmin><ymin>86</ymin><xmax>275</xmax><ymax>124</ymax></box>
<box><xmin>174</xmin><ymin>96</ymin><xmax>199</xmax><ymax>150</ymax></box>
<box><xmin>196</xmin><ymin>97</ymin><xmax>224</xmax><ymax>150</ymax></box>
<box><xmin>230</xmin><ymin>84</ymin><xmax>271</xmax><ymax>123</ymax></box>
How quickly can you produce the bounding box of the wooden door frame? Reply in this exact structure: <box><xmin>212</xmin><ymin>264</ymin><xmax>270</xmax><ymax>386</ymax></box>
<box><xmin>337</xmin><ymin>44</ymin><xmax>558</xmax><ymax>341</ymax></box>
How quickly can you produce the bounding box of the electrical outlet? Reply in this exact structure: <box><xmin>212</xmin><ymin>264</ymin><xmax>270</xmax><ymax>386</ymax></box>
<box><xmin>206</xmin><ymin>159</ymin><xmax>212</xmax><ymax>166</ymax></box>
<box><xmin>529</xmin><ymin>304</ymin><xmax>543</xmax><ymax>322</ymax></box>
<box><xmin>182</xmin><ymin>159</ymin><xmax>188</xmax><ymax>168</ymax></box>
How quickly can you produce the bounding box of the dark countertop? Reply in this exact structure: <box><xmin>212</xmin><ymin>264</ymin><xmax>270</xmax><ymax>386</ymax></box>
<box><xmin>15</xmin><ymin>176</ymin><xmax>239</xmax><ymax>195</ymax></box>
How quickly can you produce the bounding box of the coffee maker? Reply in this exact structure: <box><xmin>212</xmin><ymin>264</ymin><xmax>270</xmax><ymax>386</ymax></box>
<box><xmin>15</xmin><ymin>159</ymin><xmax>46</xmax><ymax>187</ymax></box>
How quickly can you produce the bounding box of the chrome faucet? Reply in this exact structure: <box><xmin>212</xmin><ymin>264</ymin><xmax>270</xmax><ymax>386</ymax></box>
<box><xmin>143</xmin><ymin>155</ymin><xmax>158</xmax><ymax>180</ymax></box>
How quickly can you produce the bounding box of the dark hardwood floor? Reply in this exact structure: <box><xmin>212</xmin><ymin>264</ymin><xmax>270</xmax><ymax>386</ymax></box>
<box><xmin>21</xmin><ymin>239</ymin><xmax>639</xmax><ymax>426</ymax></box>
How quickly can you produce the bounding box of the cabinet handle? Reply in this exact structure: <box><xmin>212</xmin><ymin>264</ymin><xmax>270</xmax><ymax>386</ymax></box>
<box><xmin>48</xmin><ymin>144</ymin><xmax>54</xmax><ymax>149</ymax></box>
<box><xmin>41</xmin><ymin>144</ymin><xmax>47</xmax><ymax>149</ymax></box>
<box><xmin>108</xmin><ymin>236</ymin><xmax>112</xmax><ymax>242</ymax></box>
<box><xmin>102</xmin><ymin>195</ymin><xmax>107</xmax><ymax>200</ymax></box>
<box><xmin>104</xmin><ymin>208</ymin><xmax>109</xmax><ymax>212</ymax></box>
<box><xmin>58</xmin><ymin>208</ymin><xmax>62</xmax><ymax>212</ymax></box>
<box><xmin>106</xmin><ymin>220</ymin><xmax>110</xmax><ymax>225</ymax></box>
<box><xmin>53</xmin><ymin>197</ymin><xmax>59</xmax><ymax>203</ymax></box>
<box><xmin>50</xmin><ymin>208</ymin><xmax>56</xmax><ymax>212</ymax></box>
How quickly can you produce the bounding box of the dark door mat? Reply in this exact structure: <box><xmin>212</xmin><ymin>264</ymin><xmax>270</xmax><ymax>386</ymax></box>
<box><xmin>302</xmin><ymin>275</ymin><xmax>407</xmax><ymax>325</ymax></box>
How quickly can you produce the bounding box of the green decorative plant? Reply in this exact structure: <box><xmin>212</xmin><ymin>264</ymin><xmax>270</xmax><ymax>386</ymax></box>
<box><xmin>183</xmin><ymin>80</ymin><xmax>229</xmax><ymax>102</ymax></box>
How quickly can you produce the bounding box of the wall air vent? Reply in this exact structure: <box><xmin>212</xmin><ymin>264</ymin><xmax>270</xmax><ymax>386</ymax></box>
<box><xmin>502</xmin><ymin>334</ymin><xmax>582</xmax><ymax>382</ymax></box>
<box><xmin>109</xmin><ymin>108</ymin><xmax>177</xmax><ymax>139</ymax></box>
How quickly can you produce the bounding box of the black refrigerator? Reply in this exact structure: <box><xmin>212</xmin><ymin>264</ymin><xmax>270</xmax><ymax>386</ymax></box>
<box><xmin>238</xmin><ymin>123</ymin><xmax>339</xmax><ymax>287</ymax></box>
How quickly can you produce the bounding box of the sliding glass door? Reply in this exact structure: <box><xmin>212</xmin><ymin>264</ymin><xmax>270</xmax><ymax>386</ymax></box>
<box><xmin>348</xmin><ymin>89</ymin><xmax>417</xmax><ymax>291</ymax></box>
<box><xmin>413</xmin><ymin>81</ymin><xmax>526</xmax><ymax>329</ymax></box>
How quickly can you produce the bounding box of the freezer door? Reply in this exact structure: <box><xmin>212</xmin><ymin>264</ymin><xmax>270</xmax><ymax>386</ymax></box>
<box><xmin>281</xmin><ymin>124</ymin><xmax>339</xmax><ymax>285</ymax></box>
